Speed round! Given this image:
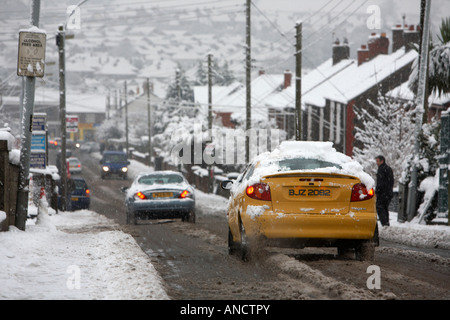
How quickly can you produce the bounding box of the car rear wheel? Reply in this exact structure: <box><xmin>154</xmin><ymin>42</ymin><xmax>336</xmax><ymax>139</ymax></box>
<box><xmin>228</xmin><ymin>227</ymin><xmax>238</xmax><ymax>255</ymax></box>
<box><xmin>126</xmin><ymin>210</ymin><xmax>136</xmax><ymax>225</ymax></box>
<box><xmin>183</xmin><ymin>209</ymin><xmax>196</xmax><ymax>223</ymax></box>
<box><xmin>239</xmin><ymin>220</ymin><xmax>251</xmax><ymax>262</ymax></box>
<box><xmin>355</xmin><ymin>240</ymin><xmax>375</xmax><ymax>261</ymax></box>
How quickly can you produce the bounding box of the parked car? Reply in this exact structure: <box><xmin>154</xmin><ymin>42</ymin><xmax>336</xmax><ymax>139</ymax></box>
<box><xmin>68</xmin><ymin>157</ymin><xmax>82</xmax><ymax>174</ymax></box>
<box><xmin>100</xmin><ymin>151</ymin><xmax>129</xmax><ymax>179</ymax></box>
<box><xmin>58</xmin><ymin>177</ymin><xmax>90</xmax><ymax>211</ymax></box>
<box><xmin>70</xmin><ymin>177</ymin><xmax>90</xmax><ymax>210</ymax></box>
<box><xmin>122</xmin><ymin>171</ymin><xmax>196</xmax><ymax>225</ymax></box>
<box><xmin>221</xmin><ymin>141</ymin><xmax>378</xmax><ymax>262</ymax></box>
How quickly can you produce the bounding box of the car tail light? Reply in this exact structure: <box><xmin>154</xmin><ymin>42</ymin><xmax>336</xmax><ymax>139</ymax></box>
<box><xmin>135</xmin><ymin>192</ymin><xmax>147</xmax><ymax>200</ymax></box>
<box><xmin>351</xmin><ymin>183</ymin><xmax>374</xmax><ymax>202</ymax></box>
<box><xmin>77</xmin><ymin>164</ymin><xmax>81</xmax><ymax>168</ymax></box>
<box><xmin>246</xmin><ymin>183</ymin><xmax>271</xmax><ymax>201</ymax></box>
<box><xmin>179</xmin><ymin>190</ymin><xmax>192</xmax><ymax>199</ymax></box>
<box><xmin>86</xmin><ymin>189</ymin><xmax>90</xmax><ymax>197</ymax></box>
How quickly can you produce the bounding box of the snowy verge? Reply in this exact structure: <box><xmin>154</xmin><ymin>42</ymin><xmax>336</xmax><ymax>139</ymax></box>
<box><xmin>0</xmin><ymin>210</ymin><xmax>169</xmax><ymax>300</ymax></box>
<box><xmin>380</xmin><ymin>212</ymin><xmax>450</xmax><ymax>249</ymax></box>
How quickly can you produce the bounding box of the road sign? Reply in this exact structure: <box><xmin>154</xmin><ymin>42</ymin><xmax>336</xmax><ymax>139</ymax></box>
<box><xmin>30</xmin><ymin>152</ymin><xmax>46</xmax><ymax>169</ymax></box>
<box><xmin>17</xmin><ymin>30</ymin><xmax>46</xmax><ymax>77</ymax></box>
<box><xmin>32</xmin><ymin>113</ymin><xmax>47</xmax><ymax>132</ymax></box>
<box><xmin>31</xmin><ymin>134</ymin><xmax>46</xmax><ymax>152</ymax></box>
<box><xmin>66</xmin><ymin>115</ymin><xmax>79</xmax><ymax>133</ymax></box>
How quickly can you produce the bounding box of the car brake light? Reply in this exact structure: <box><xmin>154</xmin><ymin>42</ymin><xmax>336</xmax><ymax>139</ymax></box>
<box><xmin>86</xmin><ymin>189</ymin><xmax>90</xmax><ymax>197</ymax></box>
<box><xmin>179</xmin><ymin>190</ymin><xmax>190</xmax><ymax>198</ymax></box>
<box><xmin>136</xmin><ymin>192</ymin><xmax>147</xmax><ymax>200</ymax></box>
<box><xmin>77</xmin><ymin>164</ymin><xmax>81</xmax><ymax>167</ymax></box>
<box><xmin>351</xmin><ymin>183</ymin><xmax>374</xmax><ymax>202</ymax></box>
<box><xmin>246</xmin><ymin>183</ymin><xmax>271</xmax><ymax>201</ymax></box>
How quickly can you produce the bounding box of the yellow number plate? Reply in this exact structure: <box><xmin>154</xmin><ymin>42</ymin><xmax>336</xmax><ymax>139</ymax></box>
<box><xmin>152</xmin><ymin>192</ymin><xmax>173</xmax><ymax>198</ymax></box>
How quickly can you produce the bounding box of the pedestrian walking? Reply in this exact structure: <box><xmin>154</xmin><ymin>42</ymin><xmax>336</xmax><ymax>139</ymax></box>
<box><xmin>375</xmin><ymin>155</ymin><xmax>394</xmax><ymax>226</ymax></box>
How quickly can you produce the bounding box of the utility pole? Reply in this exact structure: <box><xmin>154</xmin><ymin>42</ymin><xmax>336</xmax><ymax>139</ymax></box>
<box><xmin>146</xmin><ymin>78</ymin><xmax>152</xmax><ymax>167</ymax></box>
<box><xmin>295</xmin><ymin>21</ymin><xmax>303</xmax><ymax>141</ymax></box>
<box><xmin>207</xmin><ymin>53</ymin><xmax>213</xmax><ymax>131</ymax></box>
<box><xmin>16</xmin><ymin>0</ymin><xmax>41</xmax><ymax>230</ymax></box>
<box><xmin>124</xmin><ymin>81</ymin><xmax>129</xmax><ymax>156</ymax></box>
<box><xmin>406</xmin><ymin>0</ymin><xmax>432</xmax><ymax>221</ymax></box>
<box><xmin>56</xmin><ymin>24</ymin><xmax>68</xmax><ymax>212</ymax></box>
<box><xmin>207</xmin><ymin>53</ymin><xmax>213</xmax><ymax>193</ymax></box>
<box><xmin>245</xmin><ymin>0</ymin><xmax>251</xmax><ymax>164</ymax></box>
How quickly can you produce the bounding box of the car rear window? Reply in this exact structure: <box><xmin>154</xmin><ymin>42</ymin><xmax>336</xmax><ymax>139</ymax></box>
<box><xmin>277</xmin><ymin>158</ymin><xmax>342</xmax><ymax>171</ymax></box>
<box><xmin>73</xmin><ymin>179</ymin><xmax>87</xmax><ymax>190</ymax></box>
<box><xmin>138</xmin><ymin>174</ymin><xmax>184</xmax><ymax>185</ymax></box>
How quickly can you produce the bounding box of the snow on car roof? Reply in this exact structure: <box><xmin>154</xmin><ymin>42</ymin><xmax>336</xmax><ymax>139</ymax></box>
<box><xmin>245</xmin><ymin>141</ymin><xmax>374</xmax><ymax>189</ymax></box>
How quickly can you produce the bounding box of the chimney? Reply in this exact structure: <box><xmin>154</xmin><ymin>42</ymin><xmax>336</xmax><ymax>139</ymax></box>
<box><xmin>357</xmin><ymin>44</ymin><xmax>369</xmax><ymax>66</ymax></box>
<box><xmin>367</xmin><ymin>32</ymin><xmax>389</xmax><ymax>60</ymax></box>
<box><xmin>332</xmin><ymin>38</ymin><xmax>350</xmax><ymax>65</ymax></box>
<box><xmin>403</xmin><ymin>24</ymin><xmax>420</xmax><ymax>52</ymax></box>
<box><xmin>258</xmin><ymin>68</ymin><xmax>265</xmax><ymax>76</ymax></box>
<box><xmin>392</xmin><ymin>24</ymin><xmax>404</xmax><ymax>52</ymax></box>
<box><xmin>284</xmin><ymin>70</ymin><xmax>292</xmax><ymax>89</ymax></box>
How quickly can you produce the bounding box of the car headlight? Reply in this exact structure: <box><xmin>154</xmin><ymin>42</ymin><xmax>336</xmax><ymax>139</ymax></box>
<box><xmin>121</xmin><ymin>167</ymin><xmax>128</xmax><ymax>173</ymax></box>
<box><xmin>102</xmin><ymin>166</ymin><xmax>110</xmax><ymax>172</ymax></box>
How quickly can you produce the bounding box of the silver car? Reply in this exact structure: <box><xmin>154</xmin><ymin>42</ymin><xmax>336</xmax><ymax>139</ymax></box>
<box><xmin>123</xmin><ymin>171</ymin><xmax>196</xmax><ymax>224</ymax></box>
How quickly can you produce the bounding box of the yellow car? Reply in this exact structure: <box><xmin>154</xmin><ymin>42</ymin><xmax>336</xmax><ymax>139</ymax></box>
<box><xmin>221</xmin><ymin>141</ymin><xmax>378</xmax><ymax>261</ymax></box>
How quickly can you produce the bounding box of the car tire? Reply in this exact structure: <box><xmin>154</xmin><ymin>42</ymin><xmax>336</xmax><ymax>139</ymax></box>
<box><xmin>185</xmin><ymin>209</ymin><xmax>196</xmax><ymax>223</ymax></box>
<box><xmin>355</xmin><ymin>240</ymin><xmax>375</xmax><ymax>261</ymax></box>
<box><xmin>239</xmin><ymin>220</ymin><xmax>251</xmax><ymax>262</ymax></box>
<box><xmin>228</xmin><ymin>227</ymin><xmax>238</xmax><ymax>255</ymax></box>
<box><xmin>126</xmin><ymin>210</ymin><xmax>136</xmax><ymax>225</ymax></box>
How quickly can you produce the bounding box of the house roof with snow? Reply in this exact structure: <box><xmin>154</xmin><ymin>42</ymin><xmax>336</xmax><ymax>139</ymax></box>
<box><xmin>265</xmin><ymin>46</ymin><xmax>418</xmax><ymax>110</ymax></box>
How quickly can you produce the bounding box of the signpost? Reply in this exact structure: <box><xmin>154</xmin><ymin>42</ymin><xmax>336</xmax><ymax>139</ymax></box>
<box><xmin>17</xmin><ymin>30</ymin><xmax>46</xmax><ymax>78</ymax></box>
<box><xmin>15</xmin><ymin>0</ymin><xmax>44</xmax><ymax>230</ymax></box>
<box><xmin>66</xmin><ymin>115</ymin><xmax>79</xmax><ymax>133</ymax></box>
<box><xmin>30</xmin><ymin>113</ymin><xmax>47</xmax><ymax>169</ymax></box>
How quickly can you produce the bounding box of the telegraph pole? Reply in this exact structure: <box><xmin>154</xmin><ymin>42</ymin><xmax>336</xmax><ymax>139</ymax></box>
<box><xmin>207</xmin><ymin>53</ymin><xmax>213</xmax><ymax>131</ymax></box>
<box><xmin>16</xmin><ymin>0</ymin><xmax>41</xmax><ymax>230</ymax></box>
<box><xmin>146</xmin><ymin>78</ymin><xmax>152</xmax><ymax>167</ymax></box>
<box><xmin>295</xmin><ymin>21</ymin><xmax>303</xmax><ymax>141</ymax></box>
<box><xmin>56</xmin><ymin>24</ymin><xmax>68</xmax><ymax>212</ymax></box>
<box><xmin>406</xmin><ymin>0</ymin><xmax>432</xmax><ymax>221</ymax></box>
<box><xmin>124</xmin><ymin>81</ymin><xmax>129</xmax><ymax>156</ymax></box>
<box><xmin>245</xmin><ymin>0</ymin><xmax>251</xmax><ymax>163</ymax></box>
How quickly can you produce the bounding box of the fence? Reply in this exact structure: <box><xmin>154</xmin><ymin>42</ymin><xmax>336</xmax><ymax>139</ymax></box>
<box><xmin>0</xmin><ymin>140</ymin><xmax>20</xmax><ymax>231</ymax></box>
<box><xmin>1</xmin><ymin>139</ymin><xmax>60</xmax><ymax>232</ymax></box>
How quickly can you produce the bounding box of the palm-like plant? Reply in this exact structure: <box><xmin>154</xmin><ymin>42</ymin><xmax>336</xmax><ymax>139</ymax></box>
<box><xmin>409</xmin><ymin>17</ymin><xmax>450</xmax><ymax>96</ymax></box>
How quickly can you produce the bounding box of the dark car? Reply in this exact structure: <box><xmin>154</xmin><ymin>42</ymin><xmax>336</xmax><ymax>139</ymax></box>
<box><xmin>100</xmin><ymin>151</ymin><xmax>129</xmax><ymax>179</ymax></box>
<box><xmin>122</xmin><ymin>171</ymin><xmax>196</xmax><ymax>225</ymax></box>
<box><xmin>58</xmin><ymin>177</ymin><xmax>90</xmax><ymax>211</ymax></box>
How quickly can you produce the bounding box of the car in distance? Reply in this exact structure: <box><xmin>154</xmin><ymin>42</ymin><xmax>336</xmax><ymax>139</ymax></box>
<box><xmin>68</xmin><ymin>157</ymin><xmax>82</xmax><ymax>174</ymax></box>
<box><xmin>123</xmin><ymin>171</ymin><xmax>195</xmax><ymax>224</ymax></box>
<box><xmin>221</xmin><ymin>141</ymin><xmax>378</xmax><ymax>262</ymax></box>
<box><xmin>100</xmin><ymin>151</ymin><xmax>129</xmax><ymax>179</ymax></box>
<box><xmin>57</xmin><ymin>176</ymin><xmax>90</xmax><ymax>211</ymax></box>
<box><xmin>70</xmin><ymin>176</ymin><xmax>91</xmax><ymax>210</ymax></box>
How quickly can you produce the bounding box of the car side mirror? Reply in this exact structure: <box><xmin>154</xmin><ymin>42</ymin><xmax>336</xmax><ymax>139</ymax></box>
<box><xmin>220</xmin><ymin>180</ymin><xmax>233</xmax><ymax>190</ymax></box>
<box><xmin>120</xmin><ymin>186</ymin><xmax>128</xmax><ymax>193</ymax></box>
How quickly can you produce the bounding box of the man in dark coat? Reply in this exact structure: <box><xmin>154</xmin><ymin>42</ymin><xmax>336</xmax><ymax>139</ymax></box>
<box><xmin>375</xmin><ymin>155</ymin><xmax>394</xmax><ymax>226</ymax></box>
